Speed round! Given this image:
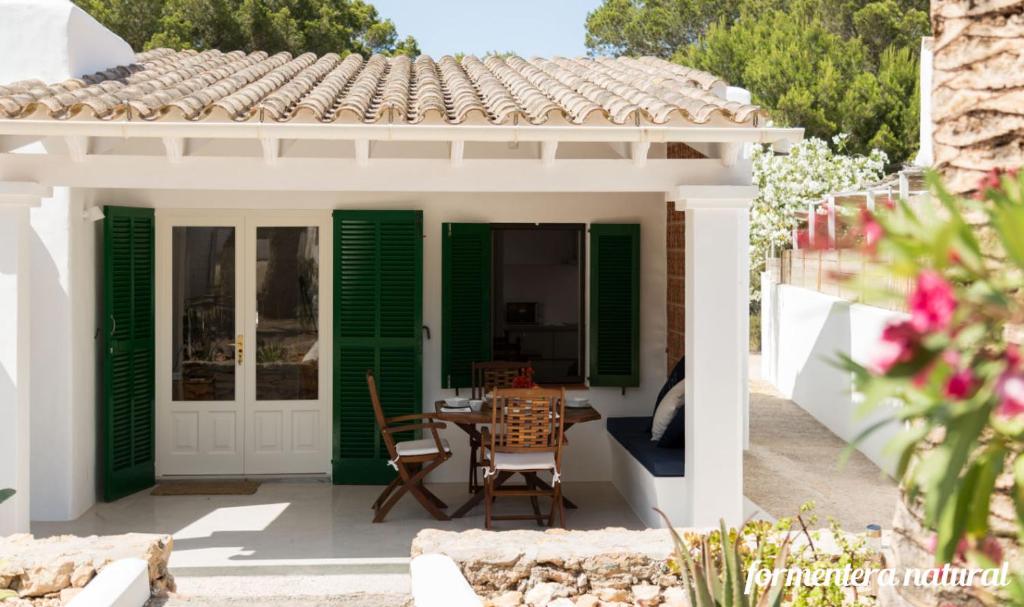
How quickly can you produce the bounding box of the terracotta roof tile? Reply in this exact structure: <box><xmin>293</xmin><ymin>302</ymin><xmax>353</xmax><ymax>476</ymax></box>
<box><xmin>0</xmin><ymin>49</ymin><xmax>764</xmax><ymax>126</ymax></box>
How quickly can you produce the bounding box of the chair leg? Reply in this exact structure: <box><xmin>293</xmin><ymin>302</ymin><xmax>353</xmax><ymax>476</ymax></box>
<box><xmin>468</xmin><ymin>443</ymin><xmax>478</xmax><ymax>494</ymax></box>
<box><xmin>372</xmin><ymin>477</ymin><xmax>401</xmax><ymax>511</ymax></box>
<box><xmin>419</xmin><ymin>483</ymin><xmax>448</xmax><ymax>509</ymax></box>
<box><xmin>556</xmin><ymin>483</ymin><xmax>566</xmax><ymax>528</ymax></box>
<box><xmin>373</xmin><ymin>458</ymin><xmax>449</xmax><ymax>523</ymax></box>
<box><xmin>525</xmin><ymin>473</ymin><xmax>544</xmax><ymax>527</ymax></box>
<box><xmin>484</xmin><ymin>475</ymin><xmax>494</xmax><ymax>530</ymax></box>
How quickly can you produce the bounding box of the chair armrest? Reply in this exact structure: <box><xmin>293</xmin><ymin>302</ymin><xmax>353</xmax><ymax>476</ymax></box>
<box><xmin>383</xmin><ymin>422</ymin><xmax>447</xmax><ymax>435</ymax></box>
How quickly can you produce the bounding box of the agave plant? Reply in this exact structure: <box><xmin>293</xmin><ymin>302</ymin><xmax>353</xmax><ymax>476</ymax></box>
<box><xmin>656</xmin><ymin>509</ymin><xmax>791</xmax><ymax>607</ymax></box>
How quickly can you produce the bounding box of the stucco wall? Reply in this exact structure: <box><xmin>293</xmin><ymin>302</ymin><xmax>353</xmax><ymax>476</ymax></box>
<box><xmin>761</xmin><ymin>280</ymin><xmax>903</xmax><ymax>476</ymax></box>
<box><xmin>28</xmin><ymin>187</ymin><xmax>99</xmax><ymax>521</ymax></box>
<box><xmin>42</xmin><ymin>189</ymin><xmax>667</xmax><ymax>513</ymax></box>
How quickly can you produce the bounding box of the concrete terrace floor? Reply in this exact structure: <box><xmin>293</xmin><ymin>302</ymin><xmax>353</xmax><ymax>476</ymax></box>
<box><xmin>744</xmin><ymin>367</ymin><xmax>900</xmax><ymax>531</ymax></box>
<box><xmin>33</xmin><ymin>481</ymin><xmax>643</xmax><ymax>568</ymax></box>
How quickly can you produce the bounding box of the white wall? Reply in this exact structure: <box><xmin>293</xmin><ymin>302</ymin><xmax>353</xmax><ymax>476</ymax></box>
<box><xmin>28</xmin><ymin>187</ymin><xmax>99</xmax><ymax>521</ymax></box>
<box><xmin>761</xmin><ymin>280</ymin><xmax>903</xmax><ymax>476</ymax></box>
<box><xmin>0</xmin><ymin>0</ymin><xmax>134</xmax><ymax>85</ymax></box>
<box><xmin>60</xmin><ymin>189</ymin><xmax>666</xmax><ymax>495</ymax></box>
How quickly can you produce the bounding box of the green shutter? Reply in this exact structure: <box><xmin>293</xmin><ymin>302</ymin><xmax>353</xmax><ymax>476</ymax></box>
<box><xmin>333</xmin><ymin>211</ymin><xmax>423</xmax><ymax>484</ymax></box>
<box><xmin>441</xmin><ymin>223</ymin><xmax>491</xmax><ymax>389</ymax></box>
<box><xmin>102</xmin><ymin>206</ymin><xmax>155</xmax><ymax>501</ymax></box>
<box><xmin>589</xmin><ymin>224</ymin><xmax>640</xmax><ymax>387</ymax></box>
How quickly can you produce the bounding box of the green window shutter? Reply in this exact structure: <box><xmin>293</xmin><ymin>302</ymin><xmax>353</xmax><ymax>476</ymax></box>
<box><xmin>333</xmin><ymin>211</ymin><xmax>422</xmax><ymax>484</ymax></box>
<box><xmin>441</xmin><ymin>223</ymin><xmax>491</xmax><ymax>389</ymax></box>
<box><xmin>589</xmin><ymin>224</ymin><xmax>640</xmax><ymax>387</ymax></box>
<box><xmin>102</xmin><ymin>206</ymin><xmax>155</xmax><ymax>501</ymax></box>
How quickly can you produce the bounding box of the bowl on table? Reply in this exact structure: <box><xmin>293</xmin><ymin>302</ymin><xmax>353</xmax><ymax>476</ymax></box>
<box><xmin>469</xmin><ymin>399</ymin><xmax>485</xmax><ymax>412</ymax></box>
<box><xmin>443</xmin><ymin>397</ymin><xmax>470</xmax><ymax>409</ymax></box>
<box><xmin>566</xmin><ymin>396</ymin><xmax>591</xmax><ymax>409</ymax></box>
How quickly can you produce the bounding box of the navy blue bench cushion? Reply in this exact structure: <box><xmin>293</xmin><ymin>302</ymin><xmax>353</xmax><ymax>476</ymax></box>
<box><xmin>607</xmin><ymin>417</ymin><xmax>684</xmax><ymax>477</ymax></box>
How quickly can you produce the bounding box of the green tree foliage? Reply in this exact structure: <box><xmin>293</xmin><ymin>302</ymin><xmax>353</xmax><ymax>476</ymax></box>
<box><xmin>74</xmin><ymin>0</ymin><xmax>419</xmax><ymax>56</ymax></box>
<box><xmin>585</xmin><ymin>0</ymin><xmax>929</xmax><ymax>163</ymax></box>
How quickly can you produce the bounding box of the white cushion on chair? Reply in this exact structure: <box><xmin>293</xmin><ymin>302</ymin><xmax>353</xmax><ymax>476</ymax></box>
<box><xmin>492</xmin><ymin>451</ymin><xmax>557</xmax><ymax>471</ymax></box>
<box><xmin>396</xmin><ymin>438</ymin><xmax>452</xmax><ymax>458</ymax></box>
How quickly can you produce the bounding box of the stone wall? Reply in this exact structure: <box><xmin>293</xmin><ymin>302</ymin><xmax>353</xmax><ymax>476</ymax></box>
<box><xmin>412</xmin><ymin>528</ymin><xmax>688</xmax><ymax>607</ymax></box>
<box><xmin>0</xmin><ymin>533</ymin><xmax>174</xmax><ymax>606</ymax></box>
<box><xmin>665</xmin><ymin>142</ymin><xmax>701</xmax><ymax>373</ymax></box>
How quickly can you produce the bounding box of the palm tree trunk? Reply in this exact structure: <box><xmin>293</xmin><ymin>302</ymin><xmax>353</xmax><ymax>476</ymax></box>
<box><xmin>932</xmin><ymin>0</ymin><xmax>1024</xmax><ymax>194</ymax></box>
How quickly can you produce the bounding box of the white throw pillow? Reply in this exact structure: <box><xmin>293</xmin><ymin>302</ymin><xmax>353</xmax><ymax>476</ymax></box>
<box><xmin>651</xmin><ymin>380</ymin><xmax>685</xmax><ymax>442</ymax></box>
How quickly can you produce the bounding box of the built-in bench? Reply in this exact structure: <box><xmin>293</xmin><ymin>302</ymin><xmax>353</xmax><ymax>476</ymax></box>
<box><xmin>606</xmin><ymin>417</ymin><xmax>684</xmax><ymax>477</ymax></box>
<box><xmin>606</xmin><ymin>416</ymin><xmax>689</xmax><ymax>528</ymax></box>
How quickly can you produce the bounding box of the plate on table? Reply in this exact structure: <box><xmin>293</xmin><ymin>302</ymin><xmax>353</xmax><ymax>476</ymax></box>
<box><xmin>567</xmin><ymin>396</ymin><xmax>591</xmax><ymax>408</ymax></box>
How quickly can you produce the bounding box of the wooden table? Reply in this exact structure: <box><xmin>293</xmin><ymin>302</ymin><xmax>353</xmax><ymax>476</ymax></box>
<box><xmin>433</xmin><ymin>401</ymin><xmax>602</xmax><ymax>518</ymax></box>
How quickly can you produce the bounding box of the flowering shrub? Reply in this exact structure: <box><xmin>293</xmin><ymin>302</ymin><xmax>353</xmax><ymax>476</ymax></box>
<box><xmin>844</xmin><ymin>170</ymin><xmax>1024</xmax><ymax>605</ymax></box>
<box><xmin>750</xmin><ymin>136</ymin><xmax>887</xmax><ymax>301</ymax></box>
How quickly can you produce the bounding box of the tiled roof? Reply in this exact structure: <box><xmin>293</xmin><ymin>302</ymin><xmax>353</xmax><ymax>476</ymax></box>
<box><xmin>0</xmin><ymin>48</ymin><xmax>763</xmax><ymax>127</ymax></box>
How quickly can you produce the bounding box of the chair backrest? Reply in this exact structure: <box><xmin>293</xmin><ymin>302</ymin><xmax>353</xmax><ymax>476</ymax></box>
<box><xmin>471</xmin><ymin>361</ymin><xmax>532</xmax><ymax>399</ymax></box>
<box><xmin>490</xmin><ymin>388</ymin><xmax>566</xmax><ymax>458</ymax></box>
<box><xmin>365</xmin><ymin>370</ymin><xmax>396</xmax><ymax>456</ymax></box>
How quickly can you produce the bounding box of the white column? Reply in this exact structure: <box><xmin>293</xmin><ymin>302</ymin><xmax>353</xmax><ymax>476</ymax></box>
<box><xmin>675</xmin><ymin>185</ymin><xmax>756</xmax><ymax>527</ymax></box>
<box><xmin>0</xmin><ymin>182</ymin><xmax>47</xmax><ymax>534</ymax></box>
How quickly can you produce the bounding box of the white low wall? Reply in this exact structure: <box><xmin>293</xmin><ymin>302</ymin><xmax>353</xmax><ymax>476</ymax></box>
<box><xmin>761</xmin><ymin>277</ymin><xmax>903</xmax><ymax>477</ymax></box>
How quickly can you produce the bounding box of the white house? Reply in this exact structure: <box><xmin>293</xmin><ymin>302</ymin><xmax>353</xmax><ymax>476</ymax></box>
<box><xmin>0</xmin><ymin>0</ymin><xmax>801</xmax><ymax>535</ymax></box>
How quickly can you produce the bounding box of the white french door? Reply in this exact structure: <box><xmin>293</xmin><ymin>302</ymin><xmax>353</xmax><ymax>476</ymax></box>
<box><xmin>155</xmin><ymin>211</ymin><xmax>332</xmax><ymax>476</ymax></box>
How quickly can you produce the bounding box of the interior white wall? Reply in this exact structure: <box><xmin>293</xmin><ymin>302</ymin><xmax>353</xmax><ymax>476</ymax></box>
<box><xmin>761</xmin><ymin>281</ymin><xmax>903</xmax><ymax>476</ymax></box>
<box><xmin>62</xmin><ymin>188</ymin><xmax>667</xmax><ymax>495</ymax></box>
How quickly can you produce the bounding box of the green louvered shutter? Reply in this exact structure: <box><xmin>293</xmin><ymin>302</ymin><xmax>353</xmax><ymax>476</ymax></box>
<box><xmin>589</xmin><ymin>224</ymin><xmax>640</xmax><ymax>387</ymax></box>
<box><xmin>102</xmin><ymin>206</ymin><xmax>155</xmax><ymax>501</ymax></box>
<box><xmin>441</xmin><ymin>223</ymin><xmax>491</xmax><ymax>389</ymax></box>
<box><xmin>333</xmin><ymin>211</ymin><xmax>423</xmax><ymax>484</ymax></box>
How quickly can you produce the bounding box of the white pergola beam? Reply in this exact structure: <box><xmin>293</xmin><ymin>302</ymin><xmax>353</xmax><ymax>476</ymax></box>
<box><xmin>673</xmin><ymin>184</ymin><xmax>757</xmax><ymax>527</ymax></box>
<box><xmin>0</xmin><ymin>155</ymin><xmax>754</xmax><ymax>193</ymax></box>
<box><xmin>720</xmin><ymin>142</ymin><xmax>741</xmax><ymax>167</ymax></box>
<box><xmin>162</xmin><ymin>137</ymin><xmax>184</xmax><ymax>163</ymax></box>
<box><xmin>449</xmin><ymin>140</ymin><xmax>464</xmax><ymax>167</ymax></box>
<box><xmin>355</xmin><ymin>138</ymin><xmax>370</xmax><ymax>167</ymax></box>
<box><xmin>65</xmin><ymin>135</ymin><xmax>89</xmax><ymax>163</ymax></box>
<box><xmin>261</xmin><ymin>138</ymin><xmax>280</xmax><ymax>165</ymax></box>
<box><xmin>541</xmin><ymin>140</ymin><xmax>558</xmax><ymax>167</ymax></box>
<box><xmin>631</xmin><ymin>141</ymin><xmax>650</xmax><ymax>167</ymax></box>
<box><xmin>0</xmin><ymin>120</ymin><xmax>804</xmax><ymax>146</ymax></box>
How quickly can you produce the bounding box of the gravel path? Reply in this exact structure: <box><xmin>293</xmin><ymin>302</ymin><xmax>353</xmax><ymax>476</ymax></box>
<box><xmin>745</xmin><ymin>377</ymin><xmax>900</xmax><ymax>531</ymax></box>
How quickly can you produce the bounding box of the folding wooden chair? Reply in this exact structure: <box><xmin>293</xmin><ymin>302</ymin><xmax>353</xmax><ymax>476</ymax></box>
<box><xmin>367</xmin><ymin>370</ymin><xmax>452</xmax><ymax>523</ymax></box>
<box><xmin>480</xmin><ymin>387</ymin><xmax>566</xmax><ymax>529</ymax></box>
<box><xmin>467</xmin><ymin>361</ymin><xmax>532</xmax><ymax>493</ymax></box>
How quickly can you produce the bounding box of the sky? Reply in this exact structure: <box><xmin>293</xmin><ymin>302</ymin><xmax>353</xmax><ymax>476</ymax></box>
<box><xmin>368</xmin><ymin>0</ymin><xmax>605</xmax><ymax>58</ymax></box>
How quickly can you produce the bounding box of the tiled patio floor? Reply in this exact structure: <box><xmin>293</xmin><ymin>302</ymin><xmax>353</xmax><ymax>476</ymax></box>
<box><xmin>32</xmin><ymin>481</ymin><xmax>643</xmax><ymax>570</ymax></box>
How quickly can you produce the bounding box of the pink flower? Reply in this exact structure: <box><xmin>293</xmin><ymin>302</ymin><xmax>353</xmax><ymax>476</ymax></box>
<box><xmin>860</xmin><ymin>209</ymin><xmax>883</xmax><ymax>255</ymax></box>
<box><xmin>944</xmin><ymin>368</ymin><xmax>976</xmax><ymax>400</ymax></box>
<box><xmin>908</xmin><ymin>271</ymin><xmax>956</xmax><ymax>333</ymax></box>
<box><xmin>996</xmin><ymin>372</ymin><xmax>1024</xmax><ymax>418</ymax></box>
<box><xmin>979</xmin><ymin>537</ymin><xmax>1004</xmax><ymax>565</ymax></box>
<box><xmin>871</xmin><ymin>321</ymin><xmax>919</xmax><ymax>374</ymax></box>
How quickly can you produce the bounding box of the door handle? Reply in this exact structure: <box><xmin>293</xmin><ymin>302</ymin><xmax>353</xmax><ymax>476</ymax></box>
<box><xmin>422</xmin><ymin>325</ymin><xmax>431</xmax><ymax>340</ymax></box>
<box><xmin>237</xmin><ymin>334</ymin><xmax>244</xmax><ymax>365</ymax></box>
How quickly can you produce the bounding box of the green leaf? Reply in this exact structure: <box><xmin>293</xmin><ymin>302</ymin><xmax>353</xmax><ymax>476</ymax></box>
<box><xmin>966</xmin><ymin>444</ymin><xmax>1005</xmax><ymax>537</ymax></box>
<box><xmin>0</xmin><ymin>489</ymin><xmax>13</xmax><ymax>505</ymax></box>
<box><xmin>1014</xmin><ymin>454</ymin><xmax>1024</xmax><ymax>533</ymax></box>
<box><xmin>989</xmin><ymin>203</ymin><xmax>1024</xmax><ymax>269</ymax></box>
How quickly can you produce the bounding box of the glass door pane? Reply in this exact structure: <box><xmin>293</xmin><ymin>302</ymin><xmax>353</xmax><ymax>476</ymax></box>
<box><xmin>254</xmin><ymin>226</ymin><xmax>320</xmax><ymax>400</ymax></box>
<box><xmin>171</xmin><ymin>226</ymin><xmax>236</xmax><ymax>401</ymax></box>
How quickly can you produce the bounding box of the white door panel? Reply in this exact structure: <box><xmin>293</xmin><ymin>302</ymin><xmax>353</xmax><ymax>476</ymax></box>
<box><xmin>156</xmin><ymin>211</ymin><xmax>331</xmax><ymax>477</ymax></box>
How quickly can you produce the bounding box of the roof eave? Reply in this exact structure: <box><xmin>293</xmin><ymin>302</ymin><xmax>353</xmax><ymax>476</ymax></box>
<box><xmin>0</xmin><ymin>119</ymin><xmax>804</xmax><ymax>146</ymax></box>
